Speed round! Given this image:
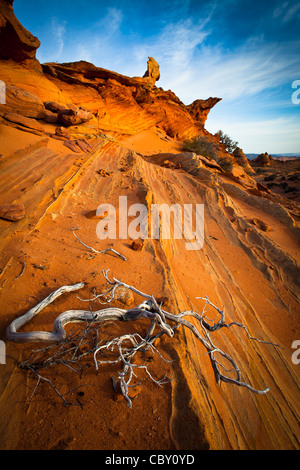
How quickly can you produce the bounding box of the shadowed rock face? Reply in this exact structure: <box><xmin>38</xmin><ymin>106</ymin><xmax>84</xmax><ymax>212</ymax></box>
<box><xmin>0</xmin><ymin>0</ymin><xmax>41</xmax><ymax>69</ymax></box>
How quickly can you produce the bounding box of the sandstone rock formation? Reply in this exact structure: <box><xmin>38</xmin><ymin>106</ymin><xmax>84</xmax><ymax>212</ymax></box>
<box><xmin>2</xmin><ymin>112</ymin><xmax>44</xmax><ymax>134</ymax></box>
<box><xmin>143</xmin><ymin>56</ymin><xmax>160</xmax><ymax>85</ymax></box>
<box><xmin>187</xmin><ymin>97</ymin><xmax>222</xmax><ymax>126</ymax></box>
<box><xmin>0</xmin><ymin>0</ymin><xmax>41</xmax><ymax>70</ymax></box>
<box><xmin>0</xmin><ymin>84</ymin><xmax>45</xmax><ymax>118</ymax></box>
<box><xmin>57</xmin><ymin>106</ymin><xmax>93</xmax><ymax>126</ymax></box>
<box><xmin>44</xmin><ymin>101</ymin><xmax>67</xmax><ymax>114</ymax></box>
<box><xmin>252</xmin><ymin>152</ymin><xmax>274</xmax><ymax>166</ymax></box>
<box><xmin>233</xmin><ymin>147</ymin><xmax>254</xmax><ymax>173</ymax></box>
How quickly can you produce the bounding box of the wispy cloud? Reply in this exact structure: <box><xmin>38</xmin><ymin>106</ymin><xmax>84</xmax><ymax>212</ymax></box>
<box><xmin>175</xmin><ymin>39</ymin><xmax>300</xmax><ymax>103</ymax></box>
<box><xmin>273</xmin><ymin>1</ymin><xmax>300</xmax><ymax>23</ymax></box>
<box><xmin>206</xmin><ymin>115</ymin><xmax>300</xmax><ymax>153</ymax></box>
<box><xmin>95</xmin><ymin>7</ymin><xmax>123</xmax><ymax>35</ymax></box>
<box><xmin>51</xmin><ymin>18</ymin><xmax>66</xmax><ymax>59</ymax></box>
<box><xmin>38</xmin><ymin>5</ymin><xmax>299</xmax><ymax>105</ymax></box>
<box><xmin>32</xmin><ymin>1</ymin><xmax>299</xmax><ymax>152</ymax></box>
<box><xmin>125</xmin><ymin>19</ymin><xmax>300</xmax><ymax>106</ymax></box>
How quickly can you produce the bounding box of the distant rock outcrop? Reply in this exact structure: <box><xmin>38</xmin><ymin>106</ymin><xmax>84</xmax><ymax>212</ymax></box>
<box><xmin>252</xmin><ymin>152</ymin><xmax>274</xmax><ymax>166</ymax></box>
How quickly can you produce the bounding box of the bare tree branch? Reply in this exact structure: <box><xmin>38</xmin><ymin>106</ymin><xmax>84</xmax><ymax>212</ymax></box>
<box><xmin>7</xmin><ymin>271</ymin><xmax>282</xmax><ymax>407</ymax></box>
<box><xmin>72</xmin><ymin>230</ymin><xmax>127</xmax><ymax>261</ymax></box>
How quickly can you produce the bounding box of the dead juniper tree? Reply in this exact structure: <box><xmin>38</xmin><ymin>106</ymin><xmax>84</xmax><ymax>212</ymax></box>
<box><xmin>6</xmin><ymin>270</ymin><xmax>282</xmax><ymax>408</ymax></box>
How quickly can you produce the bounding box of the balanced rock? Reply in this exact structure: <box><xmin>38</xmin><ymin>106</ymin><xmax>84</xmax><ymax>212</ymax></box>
<box><xmin>143</xmin><ymin>57</ymin><xmax>160</xmax><ymax>85</ymax></box>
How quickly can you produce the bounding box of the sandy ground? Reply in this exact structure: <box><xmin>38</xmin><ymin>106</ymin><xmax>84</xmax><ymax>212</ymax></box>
<box><xmin>0</xmin><ymin>124</ymin><xmax>299</xmax><ymax>450</ymax></box>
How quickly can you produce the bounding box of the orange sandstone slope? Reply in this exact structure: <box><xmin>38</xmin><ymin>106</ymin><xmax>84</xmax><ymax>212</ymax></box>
<box><xmin>0</xmin><ymin>0</ymin><xmax>300</xmax><ymax>451</ymax></box>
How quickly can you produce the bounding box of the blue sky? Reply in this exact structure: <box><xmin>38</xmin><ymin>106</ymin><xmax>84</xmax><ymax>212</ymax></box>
<box><xmin>14</xmin><ymin>0</ymin><xmax>300</xmax><ymax>153</ymax></box>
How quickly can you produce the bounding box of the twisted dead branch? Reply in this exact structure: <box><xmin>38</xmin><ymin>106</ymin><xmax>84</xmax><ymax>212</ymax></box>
<box><xmin>72</xmin><ymin>229</ymin><xmax>127</xmax><ymax>261</ymax></box>
<box><xmin>6</xmin><ymin>270</ymin><xmax>282</xmax><ymax>407</ymax></box>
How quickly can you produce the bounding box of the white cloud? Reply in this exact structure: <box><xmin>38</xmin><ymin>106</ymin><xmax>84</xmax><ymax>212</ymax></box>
<box><xmin>158</xmin><ymin>38</ymin><xmax>300</xmax><ymax>105</ymax></box>
<box><xmin>121</xmin><ymin>17</ymin><xmax>212</xmax><ymax>84</ymax></box>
